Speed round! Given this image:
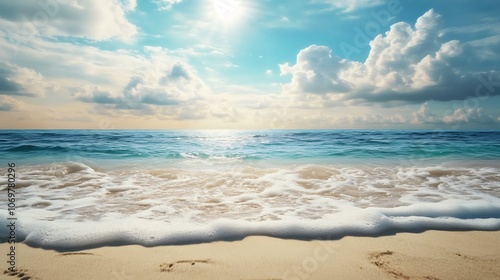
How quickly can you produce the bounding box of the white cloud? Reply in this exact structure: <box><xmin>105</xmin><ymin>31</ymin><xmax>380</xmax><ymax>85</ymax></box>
<box><xmin>412</xmin><ymin>102</ymin><xmax>500</xmax><ymax>125</ymax></box>
<box><xmin>0</xmin><ymin>29</ymin><xmax>216</xmax><ymax>120</ymax></box>
<box><xmin>442</xmin><ymin>107</ymin><xmax>498</xmax><ymax>125</ymax></box>
<box><xmin>120</xmin><ymin>0</ymin><xmax>137</xmax><ymax>11</ymax></box>
<box><xmin>77</xmin><ymin>59</ymin><xmax>210</xmax><ymax>116</ymax></box>
<box><xmin>153</xmin><ymin>0</ymin><xmax>183</xmax><ymax>10</ymax></box>
<box><xmin>224</xmin><ymin>62</ymin><xmax>239</xmax><ymax>68</ymax></box>
<box><xmin>280</xmin><ymin>9</ymin><xmax>500</xmax><ymax>104</ymax></box>
<box><xmin>0</xmin><ymin>62</ymin><xmax>55</xmax><ymax>97</ymax></box>
<box><xmin>412</xmin><ymin>102</ymin><xmax>438</xmax><ymax>124</ymax></box>
<box><xmin>0</xmin><ymin>0</ymin><xmax>137</xmax><ymax>41</ymax></box>
<box><xmin>280</xmin><ymin>44</ymin><xmax>352</xmax><ymax>94</ymax></box>
<box><xmin>0</xmin><ymin>33</ymin><xmax>159</xmax><ymax>92</ymax></box>
<box><xmin>0</xmin><ymin>95</ymin><xmax>24</xmax><ymax>111</ymax></box>
<box><xmin>265</xmin><ymin>15</ymin><xmax>304</xmax><ymax>29</ymax></box>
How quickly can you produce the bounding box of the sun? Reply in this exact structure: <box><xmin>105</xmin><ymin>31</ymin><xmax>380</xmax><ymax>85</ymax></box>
<box><xmin>211</xmin><ymin>0</ymin><xmax>247</xmax><ymax>28</ymax></box>
<box><xmin>197</xmin><ymin>0</ymin><xmax>254</xmax><ymax>38</ymax></box>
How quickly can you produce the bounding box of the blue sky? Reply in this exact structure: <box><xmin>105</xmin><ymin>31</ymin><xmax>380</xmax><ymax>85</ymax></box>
<box><xmin>0</xmin><ymin>0</ymin><xmax>499</xmax><ymax>129</ymax></box>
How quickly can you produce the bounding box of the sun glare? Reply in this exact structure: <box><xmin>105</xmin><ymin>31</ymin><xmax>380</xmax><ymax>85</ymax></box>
<box><xmin>211</xmin><ymin>0</ymin><xmax>247</xmax><ymax>28</ymax></box>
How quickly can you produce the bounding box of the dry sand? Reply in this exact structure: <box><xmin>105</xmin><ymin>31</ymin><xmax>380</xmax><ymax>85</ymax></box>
<box><xmin>2</xmin><ymin>230</ymin><xmax>500</xmax><ymax>280</ymax></box>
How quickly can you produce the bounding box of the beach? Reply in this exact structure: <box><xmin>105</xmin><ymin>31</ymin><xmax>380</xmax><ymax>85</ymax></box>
<box><xmin>1</xmin><ymin>130</ymin><xmax>500</xmax><ymax>279</ymax></box>
<box><xmin>2</xmin><ymin>0</ymin><xmax>500</xmax><ymax>277</ymax></box>
<box><xmin>2</xmin><ymin>230</ymin><xmax>500</xmax><ymax>279</ymax></box>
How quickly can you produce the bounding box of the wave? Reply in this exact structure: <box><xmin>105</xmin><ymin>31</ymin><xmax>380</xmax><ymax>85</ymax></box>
<box><xmin>5</xmin><ymin>144</ymin><xmax>69</xmax><ymax>153</ymax></box>
<box><xmin>0</xmin><ymin>162</ymin><xmax>499</xmax><ymax>250</ymax></box>
<box><xmin>1</xmin><ymin>130</ymin><xmax>500</xmax><ymax>163</ymax></box>
<box><xmin>1</xmin><ymin>202</ymin><xmax>499</xmax><ymax>251</ymax></box>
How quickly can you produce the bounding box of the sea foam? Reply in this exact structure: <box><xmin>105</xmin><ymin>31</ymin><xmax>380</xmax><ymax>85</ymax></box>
<box><xmin>1</xmin><ymin>162</ymin><xmax>499</xmax><ymax>251</ymax></box>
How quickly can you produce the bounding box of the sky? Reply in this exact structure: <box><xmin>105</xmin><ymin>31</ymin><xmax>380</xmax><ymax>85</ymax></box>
<box><xmin>0</xmin><ymin>0</ymin><xmax>499</xmax><ymax>129</ymax></box>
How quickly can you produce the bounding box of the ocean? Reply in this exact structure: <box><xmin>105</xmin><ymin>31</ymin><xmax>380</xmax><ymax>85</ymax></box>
<box><xmin>1</xmin><ymin>130</ymin><xmax>500</xmax><ymax>250</ymax></box>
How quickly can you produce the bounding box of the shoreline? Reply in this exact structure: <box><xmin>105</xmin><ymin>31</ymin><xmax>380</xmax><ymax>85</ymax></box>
<box><xmin>2</xmin><ymin>230</ymin><xmax>499</xmax><ymax>280</ymax></box>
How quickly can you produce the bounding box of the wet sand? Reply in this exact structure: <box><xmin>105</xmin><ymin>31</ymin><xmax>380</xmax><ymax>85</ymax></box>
<box><xmin>2</xmin><ymin>230</ymin><xmax>500</xmax><ymax>280</ymax></box>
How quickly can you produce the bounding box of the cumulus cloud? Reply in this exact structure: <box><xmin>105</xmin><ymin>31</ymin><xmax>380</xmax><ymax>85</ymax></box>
<box><xmin>77</xmin><ymin>61</ymin><xmax>209</xmax><ymax>115</ymax></box>
<box><xmin>0</xmin><ymin>35</ymin><xmax>152</xmax><ymax>90</ymax></box>
<box><xmin>412</xmin><ymin>102</ymin><xmax>438</xmax><ymax>124</ymax></box>
<box><xmin>77</xmin><ymin>88</ymin><xmax>118</xmax><ymax>105</ymax></box>
<box><xmin>280</xmin><ymin>45</ymin><xmax>352</xmax><ymax>94</ymax></box>
<box><xmin>413</xmin><ymin>102</ymin><xmax>500</xmax><ymax>125</ymax></box>
<box><xmin>280</xmin><ymin>9</ymin><xmax>500</xmax><ymax>104</ymax></box>
<box><xmin>442</xmin><ymin>107</ymin><xmax>499</xmax><ymax>125</ymax></box>
<box><xmin>0</xmin><ymin>0</ymin><xmax>137</xmax><ymax>41</ymax></box>
<box><xmin>0</xmin><ymin>62</ymin><xmax>55</xmax><ymax>97</ymax></box>
<box><xmin>0</xmin><ymin>29</ymin><xmax>217</xmax><ymax>121</ymax></box>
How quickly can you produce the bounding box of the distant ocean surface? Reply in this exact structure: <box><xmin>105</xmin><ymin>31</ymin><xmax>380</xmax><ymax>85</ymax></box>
<box><xmin>1</xmin><ymin>130</ymin><xmax>500</xmax><ymax>250</ymax></box>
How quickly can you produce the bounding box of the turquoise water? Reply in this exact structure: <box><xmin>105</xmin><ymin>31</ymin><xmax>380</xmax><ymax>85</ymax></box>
<box><xmin>1</xmin><ymin>130</ymin><xmax>500</xmax><ymax>167</ymax></box>
<box><xmin>1</xmin><ymin>130</ymin><xmax>499</xmax><ymax>250</ymax></box>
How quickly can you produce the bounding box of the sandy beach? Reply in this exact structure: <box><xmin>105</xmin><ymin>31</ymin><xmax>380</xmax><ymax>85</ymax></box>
<box><xmin>1</xmin><ymin>230</ymin><xmax>499</xmax><ymax>280</ymax></box>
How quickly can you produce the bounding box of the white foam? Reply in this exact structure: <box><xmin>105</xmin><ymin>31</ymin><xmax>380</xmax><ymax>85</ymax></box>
<box><xmin>1</xmin><ymin>162</ymin><xmax>500</xmax><ymax>250</ymax></box>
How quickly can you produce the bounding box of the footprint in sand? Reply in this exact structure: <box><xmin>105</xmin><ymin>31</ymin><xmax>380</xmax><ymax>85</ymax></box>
<box><xmin>160</xmin><ymin>259</ymin><xmax>212</xmax><ymax>272</ymax></box>
<box><xmin>3</xmin><ymin>268</ymin><xmax>33</xmax><ymax>280</ymax></box>
<box><xmin>369</xmin><ymin>250</ymin><xmax>411</xmax><ymax>280</ymax></box>
<box><xmin>369</xmin><ymin>250</ymin><xmax>442</xmax><ymax>280</ymax></box>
